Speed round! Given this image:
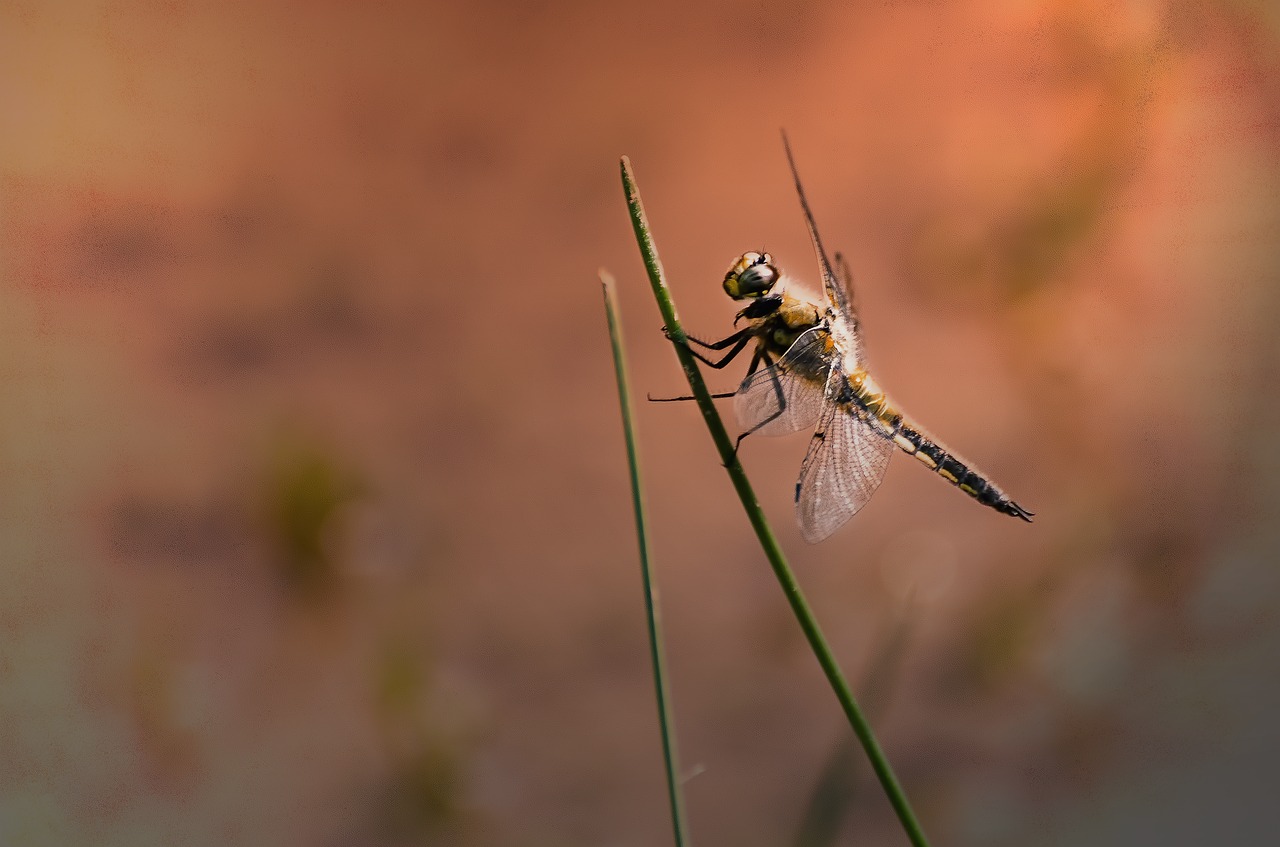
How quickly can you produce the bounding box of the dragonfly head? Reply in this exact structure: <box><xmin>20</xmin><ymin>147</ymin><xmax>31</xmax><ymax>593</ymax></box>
<box><xmin>723</xmin><ymin>251</ymin><xmax>780</xmax><ymax>300</ymax></box>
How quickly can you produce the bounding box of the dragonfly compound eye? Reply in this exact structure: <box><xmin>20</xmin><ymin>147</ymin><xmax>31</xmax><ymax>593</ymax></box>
<box><xmin>723</xmin><ymin>251</ymin><xmax>780</xmax><ymax>299</ymax></box>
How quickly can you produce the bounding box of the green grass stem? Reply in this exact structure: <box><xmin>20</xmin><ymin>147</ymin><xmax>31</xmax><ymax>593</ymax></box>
<box><xmin>600</xmin><ymin>270</ymin><xmax>691</xmax><ymax>847</ymax></box>
<box><xmin>794</xmin><ymin>606</ymin><xmax>915</xmax><ymax>847</ymax></box>
<box><xmin>620</xmin><ymin>156</ymin><xmax>931</xmax><ymax>847</ymax></box>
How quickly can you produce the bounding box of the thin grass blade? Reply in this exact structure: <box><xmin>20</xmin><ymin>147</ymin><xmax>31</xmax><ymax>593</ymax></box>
<box><xmin>619</xmin><ymin>156</ymin><xmax>931</xmax><ymax>847</ymax></box>
<box><xmin>794</xmin><ymin>605</ymin><xmax>915</xmax><ymax>847</ymax></box>
<box><xmin>600</xmin><ymin>269</ymin><xmax>691</xmax><ymax>847</ymax></box>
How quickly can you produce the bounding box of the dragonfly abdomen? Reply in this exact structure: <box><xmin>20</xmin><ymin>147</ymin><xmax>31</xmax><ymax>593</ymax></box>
<box><xmin>898</xmin><ymin>423</ymin><xmax>1033</xmax><ymax>521</ymax></box>
<box><xmin>843</xmin><ymin>371</ymin><xmax>1033</xmax><ymax>522</ymax></box>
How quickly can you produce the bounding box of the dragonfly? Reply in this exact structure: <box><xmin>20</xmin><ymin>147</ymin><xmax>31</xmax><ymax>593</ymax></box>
<box><xmin>658</xmin><ymin>135</ymin><xmax>1033</xmax><ymax>542</ymax></box>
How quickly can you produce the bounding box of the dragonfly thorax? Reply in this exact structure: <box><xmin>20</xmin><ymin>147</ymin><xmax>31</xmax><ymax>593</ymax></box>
<box><xmin>723</xmin><ymin>251</ymin><xmax>780</xmax><ymax>300</ymax></box>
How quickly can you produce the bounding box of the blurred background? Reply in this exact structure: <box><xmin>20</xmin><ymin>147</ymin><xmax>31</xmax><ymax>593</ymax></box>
<box><xmin>2</xmin><ymin>1</ymin><xmax>1279</xmax><ymax>845</ymax></box>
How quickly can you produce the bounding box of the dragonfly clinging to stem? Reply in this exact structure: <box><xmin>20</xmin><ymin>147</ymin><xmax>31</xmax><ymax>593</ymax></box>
<box><xmin>654</xmin><ymin>133</ymin><xmax>1034</xmax><ymax>542</ymax></box>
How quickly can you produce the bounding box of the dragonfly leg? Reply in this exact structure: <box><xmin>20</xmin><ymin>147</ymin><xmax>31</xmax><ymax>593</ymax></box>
<box><xmin>728</xmin><ymin>350</ymin><xmax>784</xmax><ymax>461</ymax></box>
<box><xmin>649</xmin><ymin>347</ymin><xmax>763</xmax><ymax>404</ymax></box>
<box><xmin>667</xmin><ymin>325</ymin><xmax>751</xmax><ymax>351</ymax></box>
<box><xmin>648</xmin><ymin>390</ymin><xmax>737</xmax><ymax>402</ymax></box>
<box><xmin>663</xmin><ymin>326</ymin><xmax>754</xmax><ymax>369</ymax></box>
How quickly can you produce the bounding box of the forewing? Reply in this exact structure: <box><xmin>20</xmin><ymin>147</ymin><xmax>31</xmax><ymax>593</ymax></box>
<box><xmin>833</xmin><ymin>251</ymin><xmax>868</xmax><ymax>365</ymax></box>
<box><xmin>794</xmin><ymin>396</ymin><xmax>894</xmax><ymax>543</ymax></box>
<box><xmin>734</xmin><ymin>329</ymin><xmax>829</xmax><ymax>437</ymax></box>
<box><xmin>781</xmin><ymin>133</ymin><xmax>854</xmax><ymax>321</ymax></box>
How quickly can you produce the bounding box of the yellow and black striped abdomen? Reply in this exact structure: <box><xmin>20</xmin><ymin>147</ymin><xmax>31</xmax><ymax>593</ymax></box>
<box><xmin>893</xmin><ymin>422</ymin><xmax>1033</xmax><ymax>520</ymax></box>
<box><xmin>845</xmin><ymin>372</ymin><xmax>1033</xmax><ymax>522</ymax></box>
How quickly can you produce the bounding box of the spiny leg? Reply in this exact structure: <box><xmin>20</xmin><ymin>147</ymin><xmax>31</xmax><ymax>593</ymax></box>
<box><xmin>649</xmin><ymin>348</ymin><xmax>763</xmax><ymax>403</ymax></box>
<box><xmin>730</xmin><ymin>349</ymin><xmax>783</xmax><ymax>458</ymax></box>
<box><xmin>662</xmin><ymin>326</ymin><xmax>755</xmax><ymax>369</ymax></box>
<box><xmin>648</xmin><ymin>390</ymin><xmax>737</xmax><ymax>402</ymax></box>
<box><xmin>680</xmin><ymin>327</ymin><xmax>750</xmax><ymax>350</ymax></box>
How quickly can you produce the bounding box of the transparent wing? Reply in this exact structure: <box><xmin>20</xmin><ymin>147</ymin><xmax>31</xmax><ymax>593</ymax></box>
<box><xmin>794</xmin><ymin>396</ymin><xmax>894</xmax><ymax>543</ymax></box>
<box><xmin>781</xmin><ymin>132</ymin><xmax>852</xmax><ymax>320</ymax></box>
<box><xmin>734</xmin><ymin>328</ymin><xmax>830</xmax><ymax>437</ymax></box>
<box><xmin>834</xmin><ymin>251</ymin><xmax>868</xmax><ymax>365</ymax></box>
<box><xmin>782</xmin><ymin>132</ymin><xmax>867</xmax><ymax>368</ymax></box>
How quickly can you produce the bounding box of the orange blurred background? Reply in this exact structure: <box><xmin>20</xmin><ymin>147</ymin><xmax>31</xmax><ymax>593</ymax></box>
<box><xmin>2</xmin><ymin>1</ymin><xmax>1279</xmax><ymax>845</ymax></box>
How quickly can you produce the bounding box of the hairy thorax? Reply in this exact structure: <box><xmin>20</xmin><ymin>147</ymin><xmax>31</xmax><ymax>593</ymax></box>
<box><xmin>743</xmin><ymin>291</ymin><xmax>823</xmax><ymax>361</ymax></box>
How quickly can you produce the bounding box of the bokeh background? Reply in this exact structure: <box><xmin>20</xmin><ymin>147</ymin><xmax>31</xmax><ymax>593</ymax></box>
<box><xmin>3</xmin><ymin>1</ymin><xmax>1279</xmax><ymax>845</ymax></box>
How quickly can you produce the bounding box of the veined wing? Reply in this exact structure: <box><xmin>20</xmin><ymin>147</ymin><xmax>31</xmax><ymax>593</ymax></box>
<box><xmin>833</xmin><ymin>251</ymin><xmax>867</xmax><ymax>363</ymax></box>
<box><xmin>734</xmin><ymin>327</ymin><xmax>831</xmax><ymax>437</ymax></box>
<box><xmin>794</xmin><ymin>387</ymin><xmax>894</xmax><ymax>543</ymax></box>
<box><xmin>781</xmin><ymin>132</ymin><xmax>868</xmax><ymax>367</ymax></box>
